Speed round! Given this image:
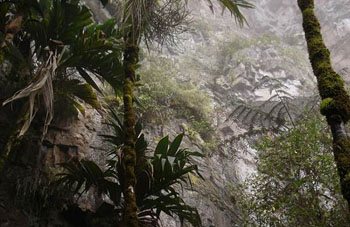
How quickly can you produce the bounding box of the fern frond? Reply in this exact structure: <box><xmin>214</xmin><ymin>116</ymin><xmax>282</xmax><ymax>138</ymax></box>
<box><xmin>228</xmin><ymin>75</ymin><xmax>302</xmax><ymax>131</ymax></box>
<box><xmin>228</xmin><ymin>100</ymin><xmax>287</xmax><ymax>131</ymax></box>
<box><xmin>227</xmin><ymin>91</ymin><xmax>320</xmax><ymax>142</ymax></box>
<box><xmin>217</xmin><ymin>0</ymin><xmax>254</xmax><ymax>27</ymax></box>
<box><xmin>253</xmin><ymin>75</ymin><xmax>288</xmax><ymax>93</ymax></box>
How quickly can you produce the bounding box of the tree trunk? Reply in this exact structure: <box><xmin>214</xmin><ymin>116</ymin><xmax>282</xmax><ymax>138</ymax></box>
<box><xmin>297</xmin><ymin>0</ymin><xmax>350</xmax><ymax>207</ymax></box>
<box><xmin>0</xmin><ymin>8</ymin><xmax>26</xmax><ymax>172</ymax></box>
<box><xmin>121</xmin><ymin>39</ymin><xmax>139</xmax><ymax>227</ymax></box>
<box><xmin>0</xmin><ymin>102</ymin><xmax>29</xmax><ymax>173</ymax></box>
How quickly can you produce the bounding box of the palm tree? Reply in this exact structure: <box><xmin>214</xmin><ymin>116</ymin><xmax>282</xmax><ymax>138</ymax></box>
<box><xmin>0</xmin><ymin>1</ymin><xmax>254</xmax><ymax>225</ymax></box>
<box><xmin>113</xmin><ymin>0</ymin><xmax>253</xmax><ymax>225</ymax></box>
<box><xmin>56</xmin><ymin>110</ymin><xmax>203</xmax><ymax>226</ymax></box>
<box><xmin>297</xmin><ymin>0</ymin><xmax>350</xmax><ymax>208</ymax></box>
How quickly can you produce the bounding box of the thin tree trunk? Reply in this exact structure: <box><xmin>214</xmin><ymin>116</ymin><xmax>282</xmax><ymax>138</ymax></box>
<box><xmin>0</xmin><ymin>9</ymin><xmax>26</xmax><ymax>172</ymax></box>
<box><xmin>0</xmin><ymin>102</ymin><xmax>29</xmax><ymax>173</ymax></box>
<box><xmin>121</xmin><ymin>38</ymin><xmax>139</xmax><ymax>227</ymax></box>
<box><xmin>297</xmin><ymin>0</ymin><xmax>350</xmax><ymax>207</ymax></box>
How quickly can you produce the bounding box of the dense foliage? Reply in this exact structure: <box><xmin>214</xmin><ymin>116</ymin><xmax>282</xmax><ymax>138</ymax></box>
<box><xmin>238</xmin><ymin>115</ymin><xmax>350</xmax><ymax>226</ymax></box>
<box><xmin>137</xmin><ymin>56</ymin><xmax>214</xmax><ymax>139</ymax></box>
<box><xmin>297</xmin><ymin>0</ymin><xmax>350</xmax><ymax>208</ymax></box>
<box><xmin>0</xmin><ymin>0</ymin><xmax>203</xmax><ymax>226</ymax></box>
<box><xmin>0</xmin><ymin>0</ymin><xmax>123</xmax><ymax>165</ymax></box>
<box><xmin>56</xmin><ymin>109</ymin><xmax>203</xmax><ymax>226</ymax></box>
<box><xmin>3</xmin><ymin>0</ymin><xmax>350</xmax><ymax>226</ymax></box>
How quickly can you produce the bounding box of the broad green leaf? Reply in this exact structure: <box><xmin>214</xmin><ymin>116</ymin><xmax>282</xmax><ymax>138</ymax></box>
<box><xmin>161</xmin><ymin>159</ymin><xmax>166</xmax><ymax>172</ymax></box>
<box><xmin>135</xmin><ymin>120</ymin><xmax>142</xmax><ymax>137</ymax></box>
<box><xmin>155</xmin><ymin>136</ymin><xmax>169</xmax><ymax>155</ymax></box>
<box><xmin>168</xmin><ymin>133</ymin><xmax>183</xmax><ymax>156</ymax></box>
<box><xmin>97</xmin><ymin>18</ymin><xmax>116</xmax><ymax>36</ymax></box>
<box><xmin>77</xmin><ymin>67</ymin><xmax>103</xmax><ymax>94</ymax></box>
<box><xmin>135</xmin><ymin>134</ymin><xmax>148</xmax><ymax>153</ymax></box>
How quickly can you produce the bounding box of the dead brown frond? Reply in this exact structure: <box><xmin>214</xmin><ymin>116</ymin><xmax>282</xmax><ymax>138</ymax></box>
<box><xmin>2</xmin><ymin>47</ymin><xmax>66</xmax><ymax>139</ymax></box>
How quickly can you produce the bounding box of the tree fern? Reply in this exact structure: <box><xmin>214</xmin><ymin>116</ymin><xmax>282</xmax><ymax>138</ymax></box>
<box><xmin>227</xmin><ymin>75</ymin><xmax>319</xmax><ymax>139</ymax></box>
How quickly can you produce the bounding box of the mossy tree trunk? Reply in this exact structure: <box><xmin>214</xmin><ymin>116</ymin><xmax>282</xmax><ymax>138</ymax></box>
<box><xmin>0</xmin><ymin>103</ymin><xmax>30</xmax><ymax>173</ymax></box>
<box><xmin>297</xmin><ymin>0</ymin><xmax>350</xmax><ymax>207</ymax></box>
<box><xmin>121</xmin><ymin>37</ymin><xmax>139</xmax><ymax>227</ymax></box>
<box><xmin>0</xmin><ymin>9</ymin><xmax>26</xmax><ymax>173</ymax></box>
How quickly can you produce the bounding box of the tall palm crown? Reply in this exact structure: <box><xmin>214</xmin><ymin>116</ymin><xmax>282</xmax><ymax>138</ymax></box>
<box><xmin>111</xmin><ymin>0</ymin><xmax>254</xmax><ymax>226</ymax></box>
<box><xmin>106</xmin><ymin>0</ymin><xmax>254</xmax><ymax>45</ymax></box>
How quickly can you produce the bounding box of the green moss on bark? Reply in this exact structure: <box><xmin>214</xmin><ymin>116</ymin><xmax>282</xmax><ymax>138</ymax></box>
<box><xmin>298</xmin><ymin>0</ymin><xmax>350</xmax><ymax>123</ymax></box>
<box><xmin>320</xmin><ymin>98</ymin><xmax>335</xmax><ymax>115</ymax></box>
<box><xmin>121</xmin><ymin>42</ymin><xmax>139</xmax><ymax>227</ymax></box>
<box><xmin>298</xmin><ymin>0</ymin><xmax>350</xmax><ymax>208</ymax></box>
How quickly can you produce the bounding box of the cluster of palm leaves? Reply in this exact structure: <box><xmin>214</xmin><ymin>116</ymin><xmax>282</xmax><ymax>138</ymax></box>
<box><xmin>0</xmin><ymin>0</ymin><xmax>124</xmax><ymax>153</ymax></box>
<box><xmin>0</xmin><ymin>0</ymin><xmax>254</xmax><ymax>225</ymax></box>
<box><xmin>0</xmin><ymin>0</ymin><xmax>254</xmax><ymax>153</ymax></box>
<box><xmin>56</xmin><ymin>108</ymin><xmax>203</xmax><ymax>226</ymax></box>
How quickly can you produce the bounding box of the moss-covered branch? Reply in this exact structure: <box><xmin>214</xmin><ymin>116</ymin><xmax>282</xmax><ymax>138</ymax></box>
<box><xmin>121</xmin><ymin>41</ymin><xmax>139</xmax><ymax>227</ymax></box>
<box><xmin>297</xmin><ymin>0</ymin><xmax>350</xmax><ymax>207</ymax></box>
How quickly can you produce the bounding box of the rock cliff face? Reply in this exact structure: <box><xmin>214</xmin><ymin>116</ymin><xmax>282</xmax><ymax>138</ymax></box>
<box><xmin>50</xmin><ymin>0</ymin><xmax>350</xmax><ymax>226</ymax></box>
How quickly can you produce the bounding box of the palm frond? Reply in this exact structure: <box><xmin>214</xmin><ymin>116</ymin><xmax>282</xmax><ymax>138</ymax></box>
<box><xmin>56</xmin><ymin>159</ymin><xmax>122</xmax><ymax>205</ymax></box>
<box><xmin>121</xmin><ymin>0</ymin><xmax>154</xmax><ymax>43</ymax></box>
<box><xmin>138</xmin><ymin>134</ymin><xmax>203</xmax><ymax>226</ymax></box>
<box><xmin>120</xmin><ymin>0</ymin><xmax>191</xmax><ymax>47</ymax></box>
<box><xmin>55</xmin><ymin>79</ymin><xmax>101</xmax><ymax>110</ymax></box>
<box><xmin>56</xmin><ymin>110</ymin><xmax>203</xmax><ymax>226</ymax></box>
<box><xmin>207</xmin><ymin>0</ymin><xmax>254</xmax><ymax>27</ymax></box>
